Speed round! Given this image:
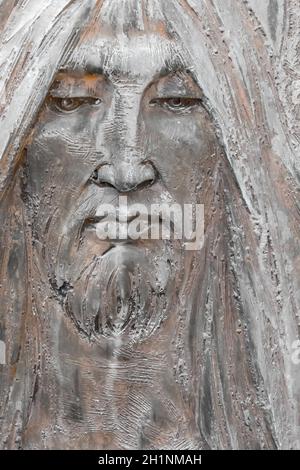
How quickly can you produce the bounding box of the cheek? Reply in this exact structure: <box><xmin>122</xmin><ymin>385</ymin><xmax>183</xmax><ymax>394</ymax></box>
<box><xmin>26</xmin><ymin>122</ymin><xmax>99</xmax><ymax>198</ymax></box>
<box><xmin>24</xmin><ymin>126</ymin><xmax>96</xmax><ymax>241</ymax></box>
<box><xmin>144</xmin><ymin>112</ymin><xmax>218</xmax><ymax>199</ymax></box>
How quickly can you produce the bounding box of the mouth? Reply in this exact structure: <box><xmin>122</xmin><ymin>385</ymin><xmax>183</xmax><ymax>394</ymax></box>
<box><xmin>83</xmin><ymin>211</ymin><xmax>175</xmax><ymax>244</ymax></box>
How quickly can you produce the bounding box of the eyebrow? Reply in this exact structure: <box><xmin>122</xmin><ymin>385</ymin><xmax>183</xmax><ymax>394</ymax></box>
<box><xmin>150</xmin><ymin>60</ymin><xmax>191</xmax><ymax>81</ymax></box>
<box><xmin>58</xmin><ymin>38</ymin><xmax>190</xmax><ymax>82</ymax></box>
<box><xmin>58</xmin><ymin>62</ymin><xmax>186</xmax><ymax>79</ymax></box>
<box><xmin>57</xmin><ymin>63</ymin><xmax>104</xmax><ymax>77</ymax></box>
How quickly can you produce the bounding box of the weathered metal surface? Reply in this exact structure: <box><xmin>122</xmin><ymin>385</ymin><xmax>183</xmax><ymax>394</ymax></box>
<box><xmin>0</xmin><ymin>0</ymin><xmax>299</xmax><ymax>450</ymax></box>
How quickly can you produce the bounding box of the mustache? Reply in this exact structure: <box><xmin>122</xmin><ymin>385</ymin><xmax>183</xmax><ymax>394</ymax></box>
<box><xmin>61</xmin><ymin>188</ymin><xmax>178</xmax><ymax>246</ymax></box>
<box><xmin>85</xmin><ymin>212</ymin><xmax>176</xmax><ymax>239</ymax></box>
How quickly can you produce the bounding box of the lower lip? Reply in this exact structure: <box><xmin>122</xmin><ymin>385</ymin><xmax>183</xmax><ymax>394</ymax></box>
<box><xmin>92</xmin><ymin>221</ymin><xmax>164</xmax><ymax>242</ymax></box>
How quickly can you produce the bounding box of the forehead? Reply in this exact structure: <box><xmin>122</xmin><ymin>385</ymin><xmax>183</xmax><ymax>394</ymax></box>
<box><xmin>61</xmin><ymin>32</ymin><xmax>188</xmax><ymax>82</ymax></box>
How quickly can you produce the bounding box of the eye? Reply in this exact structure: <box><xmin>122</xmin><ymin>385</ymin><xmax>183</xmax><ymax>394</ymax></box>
<box><xmin>150</xmin><ymin>97</ymin><xmax>201</xmax><ymax>112</ymax></box>
<box><xmin>49</xmin><ymin>97</ymin><xmax>102</xmax><ymax>113</ymax></box>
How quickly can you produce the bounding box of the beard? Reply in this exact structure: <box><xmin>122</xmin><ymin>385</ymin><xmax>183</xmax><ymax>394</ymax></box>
<box><xmin>63</xmin><ymin>242</ymin><xmax>183</xmax><ymax>343</ymax></box>
<box><xmin>25</xmin><ymin>184</ymin><xmax>193</xmax><ymax>344</ymax></box>
<box><xmin>45</xmin><ymin>214</ymin><xmax>186</xmax><ymax>343</ymax></box>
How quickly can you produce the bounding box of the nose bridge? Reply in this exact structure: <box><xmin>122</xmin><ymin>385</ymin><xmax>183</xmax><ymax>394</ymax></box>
<box><xmin>94</xmin><ymin>84</ymin><xmax>142</xmax><ymax>158</ymax></box>
<box><xmin>114</xmin><ymin>85</ymin><xmax>142</xmax><ymax>159</ymax></box>
<box><xmin>94</xmin><ymin>86</ymin><xmax>156</xmax><ymax>192</ymax></box>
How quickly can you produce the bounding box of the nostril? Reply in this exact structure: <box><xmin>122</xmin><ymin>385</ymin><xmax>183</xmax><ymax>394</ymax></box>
<box><xmin>90</xmin><ymin>167</ymin><xmax>115</xmax><ymax>189</ymax></box>
<box><xmin>134</xmin><ymin>177</ymin><xmax>155</xmax><ymax>191</ymax></box>
<box><xmin>99</xmin><ymin>181</ymin><xmax>116</xmax><ymax>189</ymax></box>
<box><xmin>90</xmin><ymin>169</ymin><xmax>98</xmax><ymax>182</ymax></box>
<box><xmin>139</xmin><ymin>160</ymin><xmax>158</xmax><ymax>187</ymax></box>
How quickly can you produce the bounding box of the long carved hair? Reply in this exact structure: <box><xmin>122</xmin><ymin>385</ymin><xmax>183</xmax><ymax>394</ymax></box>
<box><xmin>0</xmin><ymin>0</ymin><xmax>299</xmax><ymax>449</ymax></box>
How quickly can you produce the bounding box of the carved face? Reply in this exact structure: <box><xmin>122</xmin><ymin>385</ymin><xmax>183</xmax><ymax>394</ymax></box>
<box><xmin>24</xmin><ymin>28</ymin><xmax>220</xmax><ymax>343</ymax></box>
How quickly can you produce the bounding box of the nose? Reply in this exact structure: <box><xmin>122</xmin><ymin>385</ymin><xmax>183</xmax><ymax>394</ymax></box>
<box><xmin>91</xmin><ymin>160</ymin><xmax>157</xmax><ymax>193</ymax></box>
<box><xmin>92</xmin><ymin>90</ymin><xmax>158</xmax><ymax>192</ymax></box>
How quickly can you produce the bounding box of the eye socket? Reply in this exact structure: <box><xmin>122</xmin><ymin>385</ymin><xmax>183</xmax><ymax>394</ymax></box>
<box><xmin>49</xmin><ymin>96</ymin><xmax>102</xmax><ymax>113</ymax></box>
<box><xmin>150</xmin><ymin>97</ymin><xmax>202</xmax><ymax>112</ymax></box>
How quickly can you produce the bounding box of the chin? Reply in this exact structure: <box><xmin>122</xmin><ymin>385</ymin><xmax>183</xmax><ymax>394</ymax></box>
<box><xmin>52</xmin><ymin>240</ymin><xmax>185</xmax><ymax>344</ymax></box>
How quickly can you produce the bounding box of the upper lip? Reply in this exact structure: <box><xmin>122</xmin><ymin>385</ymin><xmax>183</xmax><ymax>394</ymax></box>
<box><xmin>87</xmin><ymin>213</ymin><xmax>140</xmax><ymax>224</ymax></box>
<box><xmin>84</xmin><ymin>209</ymin><xmax>175</xmax><ymax>238</ymax></box>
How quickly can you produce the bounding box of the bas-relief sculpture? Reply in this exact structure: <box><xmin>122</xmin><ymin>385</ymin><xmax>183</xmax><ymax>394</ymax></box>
<box><xmin>0</xmin><ymin>0</ymin><xmax>300</xmax><ymax>450</ymax></box>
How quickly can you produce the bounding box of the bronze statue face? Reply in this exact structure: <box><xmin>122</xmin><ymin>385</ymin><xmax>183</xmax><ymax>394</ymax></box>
<box><xmin>2</xmin><ymin>1</ymin><xmax>293</xmax><ymax>451</ymax></box>
<box><xmin>23</xmin><ymin>29</ymin><xmax>220</xmax><ymax>343</ymax></box>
